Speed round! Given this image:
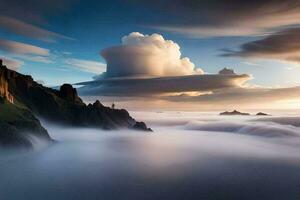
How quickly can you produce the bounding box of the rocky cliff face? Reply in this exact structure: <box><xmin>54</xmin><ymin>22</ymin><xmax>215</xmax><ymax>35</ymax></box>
<box><xmin>0</xmin><ymin>64</ymin><xmax>14</xmax><ymax>104</ymax></box>
<box><xmin>0</xmin><ymin>59</ymin><xmax>151</xmax><ymax>133</ymax></box>
<box><xmin>0</xmin><ymin>62</ymin><xmax>52</xmax><ymax>149</ymax></box>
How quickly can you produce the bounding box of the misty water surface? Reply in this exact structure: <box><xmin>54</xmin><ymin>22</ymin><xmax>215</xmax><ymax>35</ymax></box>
<box><xmin>1</xmin><ymin>112</ymin><xmax>300</xmax><ymax>200</ymax></box>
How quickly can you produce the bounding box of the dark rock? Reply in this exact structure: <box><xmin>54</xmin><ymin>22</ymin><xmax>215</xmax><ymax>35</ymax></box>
<box><xmin>219</xmin><ymin>67</ymin><xmax>236</xmax><ymax>75</ymax></box>
<box><xmin>220</xmin><ymin>110</ymin><xmax>250</xmax><ymax>116</ymax></box>
<box><xmin>133</xmin><ymin>122</ymin><xmax>153</xmax><ymax>132</ymax></box>
<box><xmin>93</xmin><ymin>100</ymin><xmax>104</xmax><ymax>108</ymax></box>
<box><xmin>256</xmin><ymin>112</ymin><xmax>270</xmax><ymax>116</ymax></box>
<box><xmin>59</xmin><ymin>84</ymin><xmax>83</xmax><ymax>103</ymax></box>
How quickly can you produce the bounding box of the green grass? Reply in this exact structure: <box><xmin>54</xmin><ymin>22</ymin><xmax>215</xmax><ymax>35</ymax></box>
<box><xmin>0</xmin><ymin>99</ymin><xmax>30</xmax><ymax>122</ymax></box>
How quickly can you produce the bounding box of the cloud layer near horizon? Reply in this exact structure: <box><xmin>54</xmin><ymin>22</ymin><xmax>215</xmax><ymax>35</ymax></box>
<box><xmin>78</xmin><ymin>74</ymin><xmax>250</xmax><ymax>96</ymax></box>
<box><xmin>165</xmin><ymin>86</ymin><xmax>300</xmax><ymax>104</ymax></box>
<box><xmin>101</xmin><ymin>32</ymin><xmax>203</xmax><ymax>78</ymax></box>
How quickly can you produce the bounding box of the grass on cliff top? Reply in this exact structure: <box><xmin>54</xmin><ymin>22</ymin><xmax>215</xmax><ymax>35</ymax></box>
<box><xmin>0</xmin><ymin>98</ymin><xmax>31</xmax><ymax>122</ymax></box>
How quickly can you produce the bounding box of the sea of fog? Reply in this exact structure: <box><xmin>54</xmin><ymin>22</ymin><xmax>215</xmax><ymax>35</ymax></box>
<box><xmin>1</xmin><ymin>111</ymin><xmax>300</xmax><ymax>199</ymax></box>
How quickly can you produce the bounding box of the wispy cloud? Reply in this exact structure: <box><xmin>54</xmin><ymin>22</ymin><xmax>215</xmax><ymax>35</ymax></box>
<box><xmin>15</xmin><ymin>55</ymin><xmax>54</xmax><ymax>64</ymax></box>
<box><xmin>0</xmin><ymin>39</ymin><xmax>49</xmax><ymax>56</ymax></box>
<box><xmin>65</xmin><ymin>58</ymin><xmax>106</xmax><ymax>74</ymax></box>
<box><xmin>0</xmin><ymin>15</ymin><xmax>73</xmax><ymax>42</ymax></box>
<box><xmin>0</xmin><ymin>57</ymin><xmax>23</xmax><ymax>71</ymax></box>
<box><xmin>241</xmin><ymin>61</ymin><xmax>263</xmax><ymax>67</ymax></box>
<box><xmin>0</xmin><ymin>39</ymin><xmax>53</xmax><ymax>64</ymax></box>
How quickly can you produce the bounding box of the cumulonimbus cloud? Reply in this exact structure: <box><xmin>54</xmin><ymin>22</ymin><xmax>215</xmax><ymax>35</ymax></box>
<box><xmin>101</xmin><ymin>32</ymin><xmax>203</xmax><ymax>78</ymax></box>
<box><xmin>77</xmin><ymin>31</ymin><xmax>300</xmax><ymax>108</ymax></box>
<box><xmin>78</xmin><ymin>32</ymin><xmax>251</xmax><ymax>97</ymax></box>
<box><xmin>222</xmin><ymin>27</ymin><xmax>300</xmax><ymax>64</ymax></box>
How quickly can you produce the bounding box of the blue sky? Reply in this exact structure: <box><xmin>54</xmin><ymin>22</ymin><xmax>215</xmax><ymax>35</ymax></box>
<box><xmin>2</xmin><ymin>0</ymin><xmax>300</xmax><ymax>109</ymax></box>
<box><xmin>0</xmin><ymin>0</ymin><xmax>299</xmax><ymax>87</ymax></box>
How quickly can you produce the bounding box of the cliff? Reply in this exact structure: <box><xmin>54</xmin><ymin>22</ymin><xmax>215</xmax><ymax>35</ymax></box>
<box><xmin>0</xmin><ymin>61</ymin><xmax>52</xmax><ymax>149</ymax></box>
<box><xmin>10</xmin><ymin>77</ymin><xmax>151</xmax><ymax>130</ymax></box>
<box><xmin>0</xmin><ymin>59</ymin><xmax>151</xmax><ymax>137</ymax></box>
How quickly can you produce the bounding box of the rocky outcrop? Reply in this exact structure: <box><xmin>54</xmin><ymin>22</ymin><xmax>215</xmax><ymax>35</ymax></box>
<box><xmin>220</xmin><ymin>110</ymin><xmax>250</xmax><ymax>116</ymax></box>
<box><xmin>59</xmin><ymin>84</ymin><xmax>83</xmax><ymax>103</ymax></box>
<box><xmin>256</xmin><ymin>112</ymin><xmax>270</xmax><ymax>116</ymax></box>
<box><xmin>133</xmin><ymin>122</ymin><xmax>153</xmax><ymax>131</ymax></box>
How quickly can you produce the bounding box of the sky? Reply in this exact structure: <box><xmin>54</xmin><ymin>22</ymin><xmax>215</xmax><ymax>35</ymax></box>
<box><xmin>1</xmin><ymin>0</ymin><xmax>300</xmax><ymax>110</ymax></box>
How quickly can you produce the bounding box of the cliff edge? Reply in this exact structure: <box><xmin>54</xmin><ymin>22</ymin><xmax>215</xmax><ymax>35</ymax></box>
<box><xmin>0</xmin><ymin>59</ymin><xmax>151</xmax><ymax>148</ymax></box>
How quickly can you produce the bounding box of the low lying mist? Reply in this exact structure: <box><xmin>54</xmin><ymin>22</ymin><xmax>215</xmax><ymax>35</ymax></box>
<box><xmin>184</xmin><ymin>121</ymin><xmax>300</xmax><ymax>137</ymax></box>
<box><xmin>1</xmin><ymin>112</ymin><xmax>300</xmax><ymax>200</ymax></box>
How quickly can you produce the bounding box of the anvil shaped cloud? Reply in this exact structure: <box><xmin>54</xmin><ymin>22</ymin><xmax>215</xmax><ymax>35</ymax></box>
<box><xmin>78</xmin><ymin>74</ymin><xmax>250</xmax><ymax>96</ymax></box>
<box><xmin>78</xmin><ymin>32</ymin><xmax>250</xmax><ymax>97</ymax></box>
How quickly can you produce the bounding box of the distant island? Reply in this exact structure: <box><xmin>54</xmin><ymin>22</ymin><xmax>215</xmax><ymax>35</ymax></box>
<box><xmin>256</xmin><ymin>112</ymin><xmax>270</xmax><ymax>116</ymax></box>
<box><xmin>220</xmin><ymin>110</ymin><xmax>250</xmax><ymax>116</ymax></box>
<box><xmin>220</xmin><ymin>110</ymin><xmax>270</xmax><ymax>116</ymax></box>
<box><xmin>0</xmin><ymin>59</ymin><xmax>151</xmax><ymax>149</ymax></box>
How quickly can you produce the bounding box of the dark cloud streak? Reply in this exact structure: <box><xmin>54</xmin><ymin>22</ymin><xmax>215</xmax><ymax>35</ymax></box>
<box><xmin>0</xmin><ymin>0</ymin><xmax>76</xmax><ymax>42</ymax></box>
<box><xmin>222</xmin><ymin>27</ymin><xmax>300</xmax><ymax>63</ymax></box>
<box><xmin>0</xmin><ymin>15</ymin><xmax>74</xmax><ymax>42</ymax></box>
<box><xmin>132</xmin><ymin>0</ymin><xmax>300</xmax><ymax>37</ymax></box>
<box><xmin>0</xmin><ymin>0</ymin><xmax>76</xmax><ymax>23</ymax></box>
